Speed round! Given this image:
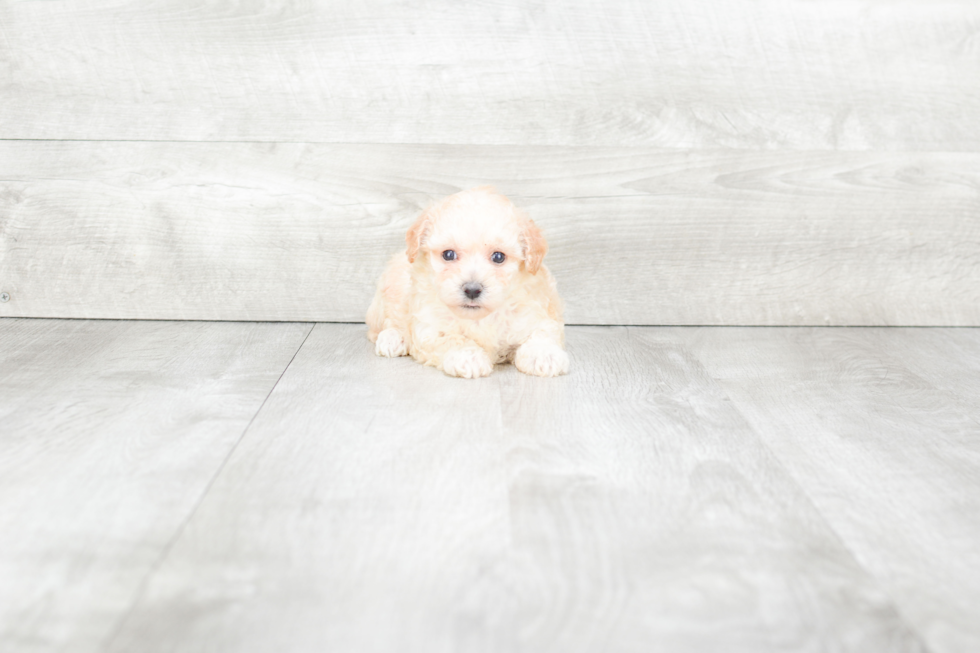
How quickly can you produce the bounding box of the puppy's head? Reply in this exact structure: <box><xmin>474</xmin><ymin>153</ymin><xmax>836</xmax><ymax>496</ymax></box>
<box><xmin>406</xmin><ymin>186</ymin><xmax>547</xmax><ymax>320</ymax></box>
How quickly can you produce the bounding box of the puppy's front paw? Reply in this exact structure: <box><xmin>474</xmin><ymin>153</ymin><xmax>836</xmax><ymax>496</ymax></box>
<box><xmin>515</xmin><ymin>339</ymin><xmax>569</xmax><ymax>377</ymax></box>
<box><xmin>441</xmin><ymin>347</ymin><xmax>493</xmax><ymax>379</ymax></box>
<box><xmin>375</xmin><ymin>328</ymin><xmax>408</xmax><ymax>357</ymax></box>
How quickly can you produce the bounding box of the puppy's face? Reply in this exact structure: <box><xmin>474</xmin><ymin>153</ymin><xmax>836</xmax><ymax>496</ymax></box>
<box><xmin>406</xmin><ymin>188</ymin><xmax>547</xmax><ymax>320</ymax></box>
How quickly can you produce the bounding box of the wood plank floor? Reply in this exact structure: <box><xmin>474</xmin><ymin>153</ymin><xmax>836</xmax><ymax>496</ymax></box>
<box><xmin>2</xmin><ymin>319</ymin><xmax>977</xmax><ymax>653</ymax></box>
<box><xmin>0</xmin><ymin>319</ymin><xmax>313</xmax><ymax>652</ymax></box>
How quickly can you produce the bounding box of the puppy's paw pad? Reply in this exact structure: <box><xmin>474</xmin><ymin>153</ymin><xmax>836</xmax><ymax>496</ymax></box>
<box><xmin>375</xmin><ymin>328</ymin><xmax>407</xmax><ymax>357</ymax></box>
<box><xmin>515</xmin><ymin>341</ymin><xmax>569</xmax><ymax>377</ymax></box>
<box><xmin>442</xmin><ymin>348</ymin><xmax>493</xmax><ymax>378</ymax></box>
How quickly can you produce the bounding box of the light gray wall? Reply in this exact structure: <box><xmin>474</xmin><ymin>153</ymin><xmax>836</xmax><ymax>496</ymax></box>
<box><xmin>1</xmin><ymin>1</ymin><xmax>978</xmax><ymax>324</ymax></box>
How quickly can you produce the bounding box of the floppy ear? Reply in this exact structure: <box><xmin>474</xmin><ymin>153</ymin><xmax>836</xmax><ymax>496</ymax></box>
<box><xmin>405</xmin><ymin>208</ymin><xmax>433</xmax><ymax>263</ymax></box>
<box><xmin>521</xmin><ymin>217</ymin><xmax>548</xmax><ymax>274</ymax></box>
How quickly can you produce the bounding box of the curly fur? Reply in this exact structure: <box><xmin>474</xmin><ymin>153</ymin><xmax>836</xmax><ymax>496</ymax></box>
<box><xmin>367</xmin><ymin>187</ymin><xmax>569</xmax><ymax>378</ymax></box>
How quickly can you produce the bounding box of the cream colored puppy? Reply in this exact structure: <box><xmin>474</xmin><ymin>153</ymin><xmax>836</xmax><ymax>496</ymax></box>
<box><xmin>367</xmin><ymin>187</ymin><xmax>569</xmax><ymax>378</ymax></box>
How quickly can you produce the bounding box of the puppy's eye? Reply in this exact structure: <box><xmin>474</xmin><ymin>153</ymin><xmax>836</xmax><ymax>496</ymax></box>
<box><xmin>491</xmin><ymin>251</ymin><xmax>506</xmax><ymax>264</ymax></box>
<box><xmin>442</xmin><ymin>250</ymin><xmax>457</xmax><ymax>261</ymax></box>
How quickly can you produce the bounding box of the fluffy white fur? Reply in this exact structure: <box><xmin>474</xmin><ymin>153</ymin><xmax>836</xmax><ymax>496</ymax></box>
<box><xmin>367</xmin><ymin>187</ymin><xmax>569</xmax><ymax>378</ymax></box>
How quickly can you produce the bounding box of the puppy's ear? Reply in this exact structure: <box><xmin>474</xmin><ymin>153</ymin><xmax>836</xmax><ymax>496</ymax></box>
<box><xmin>521</xmin><ymin>217</ymin><xmax>548</xmax><ymax>274</ymax></box>
<box><xmin>405</xmin><ymin>208</ymin><xmax>433</xmax><ymax>263</ymax></box>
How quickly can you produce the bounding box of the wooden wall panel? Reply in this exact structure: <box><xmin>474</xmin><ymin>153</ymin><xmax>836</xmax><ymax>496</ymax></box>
<box><xmin>2</xmin><ymin>1</ymin><xmax>978</xmax><ymax>324</ymax></box>
<box><xmin>0</xmin><ymin>0</ymin><xmax>977</xmax><ymax>149</ymax></box>
<box><xmin>2</xmin><ymin>141</ymin><xmax>977</xmax><ymax>325</ymax></box>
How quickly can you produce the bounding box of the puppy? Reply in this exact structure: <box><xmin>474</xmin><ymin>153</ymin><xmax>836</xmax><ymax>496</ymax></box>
<box><xmin>367</xmin><ymin>187</ymin><xmax>569</xmax><ymax>378</ymax></box>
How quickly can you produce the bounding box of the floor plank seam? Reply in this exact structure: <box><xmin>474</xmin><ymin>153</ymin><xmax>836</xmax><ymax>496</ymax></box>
<box><xmin>5</xmin><ymin>317</ymin><xmax>980</xmax><ymax>329</ymax></box>
<box><xmin>634</xmin><ymin>324</ymin><xmax>930</xmax><ymax>645</ymax></box>
<box><xmin>707</xmin><ymin>372</ymin><xmax>938</xmax><ymax>652</ymax></box>
<box><xmin>96</xmin><ymin>322</ymin><xmax>317</xmax><ymax>651</ymax></box>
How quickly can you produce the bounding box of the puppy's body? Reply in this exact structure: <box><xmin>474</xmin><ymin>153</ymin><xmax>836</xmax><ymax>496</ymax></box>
<box><xmin>367</xmin><ymin>187</ymin><xmax>568</xmax><ymax>378</ymax></box>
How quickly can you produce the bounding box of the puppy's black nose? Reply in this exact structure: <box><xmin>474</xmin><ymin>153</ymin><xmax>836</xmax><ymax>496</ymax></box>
<box><xmin>463</xmin><ymin>283</ymin><xmax>483</xmax><ymax>300</ymax></box>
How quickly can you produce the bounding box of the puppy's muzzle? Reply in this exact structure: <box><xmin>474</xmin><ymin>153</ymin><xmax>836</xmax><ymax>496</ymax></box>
<box><xmin>463</xmin><ymin>282</ymin><xmax>483</xmax><ymax>300</ymax></box>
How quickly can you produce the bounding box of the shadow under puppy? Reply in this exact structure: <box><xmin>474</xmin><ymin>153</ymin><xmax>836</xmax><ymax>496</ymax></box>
<box><xmin>367</xmin><ymin>187</ymin><xmax>569</xmax><ymax>378</ymax></box>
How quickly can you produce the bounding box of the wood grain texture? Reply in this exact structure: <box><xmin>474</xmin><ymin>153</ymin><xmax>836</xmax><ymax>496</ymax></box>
<box><xmin>685</xmin><ymin>327</ymin><xmax>980</xmax><ymax>653</ymax></box>
<box><xmin>105</xmin><ymin>324</ymin><xmax>925</xmax><ymax>653</ymax></box>
<box><xmin>0</xmin><ymin>318</ymin><xmax>311</xmax><ymax>653</ymax></box>
<box><xmin>2</xmin><ymin>141</ymin><xmax>979</xmax><ymax>325</ymax></box>
<box><xmin>1</xmin><ymin>0</ymin><xmax>978</xmax><ymax>148</ymax></box>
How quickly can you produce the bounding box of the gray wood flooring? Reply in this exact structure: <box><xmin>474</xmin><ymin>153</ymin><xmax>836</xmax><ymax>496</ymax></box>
<box><xmin>2</xmin><ymin>318</ymin><xmax>978</xmax><ymax>653</ymax></box>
